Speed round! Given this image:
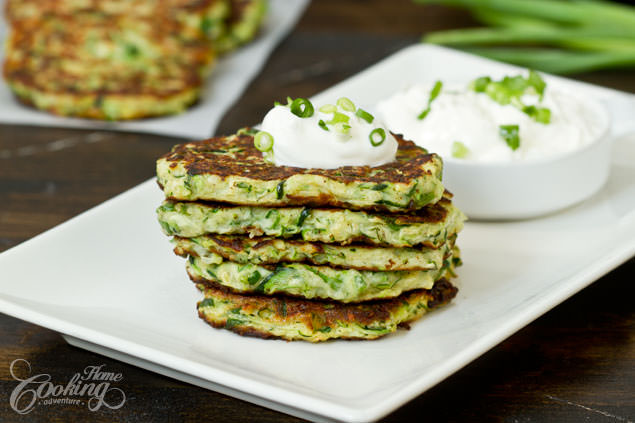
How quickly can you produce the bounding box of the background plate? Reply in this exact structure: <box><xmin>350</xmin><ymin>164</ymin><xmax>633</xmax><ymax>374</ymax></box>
<box><xmin>1</xmin><ymin>45</ymin><xmax>634</xmax><ymax>423</ymax></box>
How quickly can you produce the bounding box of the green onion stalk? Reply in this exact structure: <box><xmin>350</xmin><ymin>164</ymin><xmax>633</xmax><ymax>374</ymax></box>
<box><xmin>414</xmin><ymin>0</ymin><xmax>635</xmax><ymax>74</ymax></box>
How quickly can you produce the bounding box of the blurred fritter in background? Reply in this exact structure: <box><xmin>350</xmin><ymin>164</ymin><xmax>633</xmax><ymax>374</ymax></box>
<box><xmin>2</xmin><ymin>0</ymin><xmax>266</xmax><ymax>120</ymax></box>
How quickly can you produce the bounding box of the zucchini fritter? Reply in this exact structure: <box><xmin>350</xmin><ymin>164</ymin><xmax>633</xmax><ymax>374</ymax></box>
<box><xmin>5</xmin><ymin>0</ymin><xmax>231</xmax><ymax>41</ymax></box>
<box><xmin>214</xmin><ymin>0</ymin><xmax>267</xmax><ymax>53</ymax></box>
<box><xmin>3</xmin><ymin>13</ymin><xmax>215</xmax><ymax>119</ymax></box>
<box><xmin>157</xmin><ymin>131</ymin><xmax>445</xmax><ymax>212</ymax></box>
<box><xmin>173</xmin><ymin>234</ymin><xmax>455</xmax><ymax>271</ymax></box>
<box><xmin>196</xmin><ymin>278</ymin><xmax>458</xmax><ymax>342</ymax></box>
<box><xmin>186</xmin><ymin>249</ymin><xmax>458</xmax><ymax>302</ymax></box>
<box><xmin>157</xmin><ymin>194</ymin><xmax>464</xmax><ymax>248</ymax></box>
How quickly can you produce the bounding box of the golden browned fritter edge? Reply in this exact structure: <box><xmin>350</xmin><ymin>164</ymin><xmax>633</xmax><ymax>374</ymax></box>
<box><xmin>196</xmin><ymin>278</ymin><xmax>458</xmax><ymax>341</ymax></box>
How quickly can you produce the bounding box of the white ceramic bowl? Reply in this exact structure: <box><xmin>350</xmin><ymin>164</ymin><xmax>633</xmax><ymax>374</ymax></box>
<box><xmin>442</xmin><ymin>100</ymin><xmax>612</xmax><ymax>220</ymax></box>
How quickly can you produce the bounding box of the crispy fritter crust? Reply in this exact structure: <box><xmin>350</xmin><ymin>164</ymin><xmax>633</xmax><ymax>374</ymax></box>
<box><xmin>157</xmin><ymin>131</ymin><xmax>445</xmax><ymax>212</ymax></box>
<box><xmin>196</xmin><ymin>279</ymin><xmax>458</xmax><ymax>341</ymax></box>
<box><xmin>165</xmin><ymin>194</ymin><xmax>453</xmax><ymax>226</ymax></box>
<box><xmin>164</xmin><ymin>132</ymin><xmax>435</xmax><ymax>183</ymax></box>
<box><xmin>174</xmin><ymin>233</ymin><xmax>454</xmax><ymax>271</ymax></box>
<box><xmin>156</xmin><ymin>193</ymin><xmax>463</xmax><ymax>248</ymax></box>
<box><xmin>184</xmin><ymin>233</ymin><xmax>454</xmax><ymax>256</ymax></box>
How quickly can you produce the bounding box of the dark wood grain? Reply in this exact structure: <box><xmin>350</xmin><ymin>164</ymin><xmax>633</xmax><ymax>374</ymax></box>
<box><xmin>1</xmin><ymin>1</ymin><xmax>634</xmax><ymax>422</ymax></box>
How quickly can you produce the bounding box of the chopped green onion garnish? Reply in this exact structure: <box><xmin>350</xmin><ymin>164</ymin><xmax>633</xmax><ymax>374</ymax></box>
<box><xmin>318</xmin><ymin>119</ymin><xmax>329</xmax><ymax>131</ymax></box>
<box><xmin>262</xmin><ymin>151</ymin><xmax>273</xmax><ymax>164</ymax></box>
<box><xmin>369</xmin><ymin>128</ymin><xmax>386</xmax><ymax>146</ymax></box>
<box><xmin>254</xmin><ymin>131</ymin><xmax>274</xmax><ymax>152</ymax></box>
<box><xmin>536</xmin><ymin>108</ymin><xmax>551</xmax><ymax>124</ymax></box>
<box><xmin>429</xmin><ymin>80</ymin><xmax>443</xmax><ymax>102</ymax></box>
<box><xmin>274</xmin><ymin>97</ymin><xmax>293</xmax><ymax>107</ymax></box>
<box><xmin>290</xmin><ymin>98</ymin><xmax>314</xmax><ymax>118</ymax></box>
<box><xmin>451</xmin><ymin>141</ymin><xmax>470</xmax><ymax>158</ymax></box>
<box><xmin>333</xmin><ymin>122</ymin><xmax>351</xmax><ymax>134</ymax></box>
<box><xmin>472</xmin><ymin>76</ymin><xmax>491</xmax><ymax>93</ymax></box>
<box><xmin>319</xmin><ymin>104</ymin><xmax>337</xmax><ymax>113</ymax></box>
<box><xmin>417</xmin><ymin>109</ymin><xmax>431</xmax><ymax>120</ymax></box>
<box><xmin>417</xmin><ymin>80</ymin><xmax>443</xmax><ymax>120</ymax></box>
<box><xmin>472</xmin><ymin>72</ymin><xmax>551</xmax><ymax>123</ymax></box>
<box><xmin>355</xmin><ymin>108</ymin><xmax>374</xmax><ymax>124</ymax></box>
<box><xmin>499</xmin><ymin>124</ymin><xmax>520</xmax><ymax>151</ymax></box>
<box><xmin>328</xmin><ymin>111</ymin><xmax>350</xmax><ymax>125</ymax></box>
<box><xmin>336</xmin><ymin>97</ymin><xmax>356</xmax><ymax>112</ymax></box>
<box><xmin>528</xmin><ymin>70</ymin><xmax>546</xmax><ymax>100</ymax></box>
<box><xmin>237</xmin><ymin>127</ymin><xmax>258</xmax><ymax>136</ymax></box>
<box><xmin>522</xmin><ymin>105</ymin><xmax>551</xmax><ymax>124</ymax></box>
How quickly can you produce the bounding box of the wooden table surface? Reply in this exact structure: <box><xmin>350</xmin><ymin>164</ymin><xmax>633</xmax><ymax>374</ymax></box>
<box><xmin>1</xmin><ymin>1</ymin><xmax>634</xmax><ymax>422</ymax></box>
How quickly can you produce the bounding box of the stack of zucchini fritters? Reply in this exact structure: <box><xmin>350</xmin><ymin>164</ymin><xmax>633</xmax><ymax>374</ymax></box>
<box><xmin>156</xmin><ymin>129</ymin><xmax>466</xmax><ymax>341</ymax></box>
<box><xmin>2</xmin><ymin>0</ymin><xmax>266</xmax><ymax>120</ymax></box>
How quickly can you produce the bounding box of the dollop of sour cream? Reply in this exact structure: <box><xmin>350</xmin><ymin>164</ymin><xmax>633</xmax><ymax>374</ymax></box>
<box><xmin>260</xmin><ymin>102</ymin><xmax>398</xmax><ymax>169</ymax></box>
<box><xmin>376</xmin><ymin>83</ymin><xmax>606</xmax><ymax>162</ymax></box>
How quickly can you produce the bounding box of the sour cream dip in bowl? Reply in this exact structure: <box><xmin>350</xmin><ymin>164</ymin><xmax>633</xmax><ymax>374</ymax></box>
<box><xmin>376</xmin><ymin>73</ymin><xmax>611</xmax><ymax>220</ymax></box>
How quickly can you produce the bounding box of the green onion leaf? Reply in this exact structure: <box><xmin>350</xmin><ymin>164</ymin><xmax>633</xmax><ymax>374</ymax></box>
<box><xmin>333</xmin><ymin>122</ymin><xmax>351</xmax><ymax>134</ymax></box>
<box><xmin>262</xmin><ymin>151</ymin><xmax>274</xmax><ymax>164</ymax></box>
<box><xmin>328</xmin><ymin>111</ymin><xmax>350</xmax><ymax>125</ymax></box>
<box><xmin>237</xmin><ymin>127</ymin><xmax>258</xmax><ymax>136</ymax></box>
<box><xmin>528</xmin><ymin>70</ymin><xmax>546</xmax><ymax>100</ymax></box>
<box><xmin>225</xmin><ymin>318</ymin><xmax>243</xmax><ymax>329</ymax></box>
<box><xmin>472</xmin><ymin>76</ymin><xmax>491</xmax><ymax>92</ymax></box>
<box><xmin>499</xmin><ymin>124</ymin><xmax>520</xmax><ymax>150</ymax></box>
<box><xmin>451</xmin><ymin>141</ymin><xmax>470</xmax><ymax>158</ymax></box>
<box><xmin>318</xmin><ymin>119</ymin><xmax>329</xmax><ymax>131</ymax></box>
<box><xmin>200</xmin><ymin>17</ymin><xmax>213</xmax><ymax>36</ymax></box>
<box><xmin>279</xmin><ymin>300</ymin><xmax>287</xmax><ymax>317</ymax></box>
<box><xmin>417</xmin><ymin>108</ymin><xmax>431</xmax><ymax>120</ymax></box>
<box><xmin>417</xmin><ymin>80</ymin><xmax>443</xmax><ymax>120</ymax></box>
<box><xmin>276</xmin><ymin>181</ymin><xmax>285</xmax><ymax>199</ymax></box>
<box><xmin>274</xmin><ymin>97</ymin><xmax>294</xmax><ymax>107</ymax></box>
<box><xmin>429</xmin><ymin>80</ymin><xmax>443</xmax><ymax>102</ymax></box>
<box><xmin>124</xmin><ymin>43</ymin><xmax>140</xmax><ymax>59</ymax></box>
<box><xmin>471</xmin><ymin>72</ymin><xmax>552</xmax><ymax>123</ymax></box>
<box><xmin>199</xmin><ymin>298</ymin><xmax>214</xmax><ymax>308</ymax></box>
<box><xmin>237</xmin><ymin>182</ymin><xmax>251</xmax><ymax>192</ymax></box>
<box><xmin>336</xmin><ymin>97</ymin><xmax>356</xmax><ymax>112</ymax></box>
<box><xmin>254</xmin><ymin>131</ymin><xmax>274</xmax><ymax>152</ymax></box>
<box><xmin>319</xmin><ymin>104</ymin><xmax>337</xmax><ymax>113</ymax></box>
<box><xmin>369</xmin><ymin>128</ymin><xmax>386</xmax><ymax>146</ymax></box>
<box><xmin>355</xmin><ymin>108</ymin><xmax>374</xmax><ymax>123</ymax></box>
<box><xmin>522</xmin><ymin>105</ymin><xmax>551</xmax><ymax>124</ymax></box>
<box><xmin>297</xmin><ymin>208</ymin><xmax>310</xmax><ymax>227</ymax></box>
<box><xmin>247</xmin><ymin>271</ymin><xmax>261</xmax><ymax>285</ymax></box>
<box><xmin>290</xmin><ymin>98</ymin><xmax>314</xmax><ymax>118</ymax></box>
<box><xmin>535</xmin><ymin>107</ymin><xmax>551</xmax><ymax>124</ymax></box>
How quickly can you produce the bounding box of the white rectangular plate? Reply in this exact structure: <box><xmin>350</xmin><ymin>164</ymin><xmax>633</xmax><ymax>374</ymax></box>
<box><xmin>1</xmin><ymin>45</ymin><xmax>634</xmax><ymax>423</ymax></box>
